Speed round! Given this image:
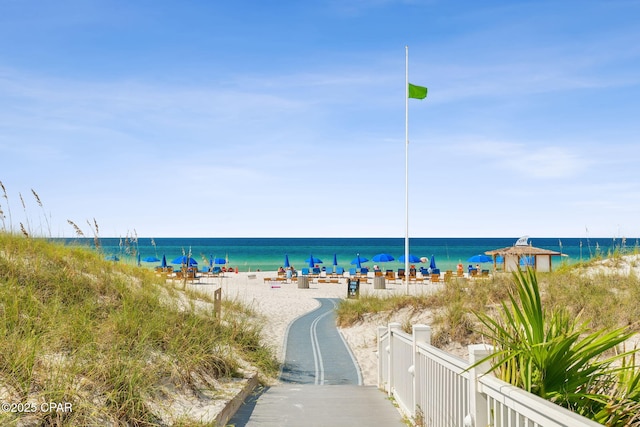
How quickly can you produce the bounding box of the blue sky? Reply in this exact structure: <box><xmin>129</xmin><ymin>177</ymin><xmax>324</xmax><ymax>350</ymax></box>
<box><xmin>1</xmin><ymin>0</ymin><xmax>639</xmax><ymax>238</ymax></box>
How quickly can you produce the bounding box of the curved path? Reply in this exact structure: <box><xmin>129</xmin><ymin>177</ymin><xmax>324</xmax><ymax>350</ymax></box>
<box><xmin>280</xmin><ymin>298</ymin><xmax>361</xmax><ymax>385</ymax></box>
<box><xmin>229</xmin><ymin>298</ymin><xmax>404</xmax><ymax>426</ymax></box>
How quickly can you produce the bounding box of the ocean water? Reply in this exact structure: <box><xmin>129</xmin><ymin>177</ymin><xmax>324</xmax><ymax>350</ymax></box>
<box><xmin>58</xmin><ymin>236</ymin><xmax>637</xmax><ymax>273</ymax></box>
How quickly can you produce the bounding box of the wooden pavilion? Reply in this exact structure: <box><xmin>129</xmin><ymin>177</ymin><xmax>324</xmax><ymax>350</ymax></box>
<box><xmin>485</xmin><ymin>236</ymin><xmax>562</xmax><ymax>273</ymax></box>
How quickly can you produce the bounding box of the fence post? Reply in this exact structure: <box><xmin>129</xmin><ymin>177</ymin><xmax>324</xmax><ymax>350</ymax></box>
<box><xmin>377</xmin><ymin>326</ymin><xmax>387</xmax><ymax>390</ymax></box>
<box><xmin>412</xmin><ymin>324</ymin><xmax>431</xmax><ymax>421</ymax></box>
<box><xmin>387</xmin><ymin>322</ymin><xmax>402</xmax><ymax>397</ymax></box>
<box><xmin>467</xmin><ymin>344</ymin><xmax>493</xmax><ymax>427</ymax></box>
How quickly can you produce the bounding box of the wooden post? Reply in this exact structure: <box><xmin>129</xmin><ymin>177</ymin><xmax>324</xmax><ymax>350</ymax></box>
<box><xmin>467</xmin><ymin>344</ymin><xmax>493</xmax><ymax>427</ymax></box>
<box><xmin>388</xmin><ymin>322</ymin><xmax>402</xmax><ymax>397</ymax></box>
<box><xmin>377</xmin><ymin>326</ymin><xmax>387</xmax><ymax>390</ymax></box>
<box><xmin>213</xmin><ymin>288</ymin><xmax>222</xmax><ymax>318</ymax></box>
<box><xmin>412</xmin><ymin>324</ymin><xmax>431</xmax><ymax>420</ymax></box>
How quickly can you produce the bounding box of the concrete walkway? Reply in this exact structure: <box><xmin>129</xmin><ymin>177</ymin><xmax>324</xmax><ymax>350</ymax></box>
<box><xmin>227</xmin><ymin>298</ymin><xmax>405</xmax><ymax>426</ymax></box>
<box><xmin>228</xmin><ymin>384</ymin><xmax>405</xmax><ymax>426</ymax></box>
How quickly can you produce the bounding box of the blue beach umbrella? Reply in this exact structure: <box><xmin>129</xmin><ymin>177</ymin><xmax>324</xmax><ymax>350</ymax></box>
<box><xmin>467</xmin><ymin>254</ymin><xmax>492</xmax><ymax>263</ymax></box>
<box><xmin>171</xmin><ymin>256</ymin><xmax>198</xmax><ymax>266</ymax></box>
<box><xmin>429</xmin><ymin>255</ymin><xmax>437</xmax><ymax>270</ymax></box>
<box><xmin>306</xmin><ymin>255</ymin><xmax>322</xmax><ymax>267</ymax></box>
<box><xmin>398</xmin><ymin>254</ymin><xmax>420</xmax><ymax>263</ymax></box>
<box><xmin>350</xmin><ymin>254</ymin><xmax>368</xmax><ymax>268</ymax></box>
<box><xmin>332</xmin><ymin>253</ymin><xmax>338</xmax><ymax>272</ymax></box>
<box><xmin>372</xmin><ymin>253</ymin><xmax>395</xmax><ymax>263</ymax></box>
<box><xmin>161</xmin><ymin>254</ymin><xmax>167</xmax><ymax>268</ymax></box>
<box><xmin>143</xmin><ymin>256</ymin><xmax>161</xmax><ymax>263</ymax></box>
<box><xmin>284</xmin><ymin>254</ymin><xmax>290</xmax><ymax>268</ymax></box>
<box><xmin>212</xmin><ymin>257</ymin><xmax>226</xmax><ymax>265</ymax></box>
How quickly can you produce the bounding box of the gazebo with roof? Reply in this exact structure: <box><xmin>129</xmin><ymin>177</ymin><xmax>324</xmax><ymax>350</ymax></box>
<box><xmin>485</xmin><ymin>236</ymin><xmax>562</xmax><ymax>273</ymax></box>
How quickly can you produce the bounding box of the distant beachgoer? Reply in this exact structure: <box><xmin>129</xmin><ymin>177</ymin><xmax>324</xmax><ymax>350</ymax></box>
<box><xmin>457</xmin><ymin>263</ymin><xmax>463</xmax><ymax>275</ymax></box>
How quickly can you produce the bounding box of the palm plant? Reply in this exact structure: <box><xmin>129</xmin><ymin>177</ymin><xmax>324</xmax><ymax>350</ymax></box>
<box><xmin>474</xmin><ymin>268</ymin><xmax>638</xmax><ymax>421</ymax></box>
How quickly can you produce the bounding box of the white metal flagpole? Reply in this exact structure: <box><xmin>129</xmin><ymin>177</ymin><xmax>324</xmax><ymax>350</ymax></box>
<box><xmin>405</xmin><ymin>45</ymin><xmax>410</xmax><ymax>294</ymax></box>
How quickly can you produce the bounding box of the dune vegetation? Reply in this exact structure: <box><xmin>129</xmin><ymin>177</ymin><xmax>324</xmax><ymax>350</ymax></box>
<box><xmin>0</xmin><ymin>232</ymin><xmax>278</xmax><ymax>426</ymax></box>
<box><xmin>336</xmin><ymin>258</ymin><xmax>640</xmax><ymax>425</ymax></box>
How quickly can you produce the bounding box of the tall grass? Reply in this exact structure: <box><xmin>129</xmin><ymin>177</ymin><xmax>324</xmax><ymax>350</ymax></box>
<box><xmin>0</xmin><ymin>233</ymin><xmax>278</xmax><ymax>425</ymax></box>
<box><xmin>473</xmin><ymin>269</ymin><xmax>640</xmax><ymax>425</ymax></box>
<box><xmin>336</xmin><ymin>268</ymin><xmax>640</xmax><ymax>423</ymax></box>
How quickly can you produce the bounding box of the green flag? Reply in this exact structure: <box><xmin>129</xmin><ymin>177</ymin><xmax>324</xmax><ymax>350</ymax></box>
<box><xmin>408</xmin><ymin>83</ymin><xmax>428</xmax><ymax>99</ymax></box>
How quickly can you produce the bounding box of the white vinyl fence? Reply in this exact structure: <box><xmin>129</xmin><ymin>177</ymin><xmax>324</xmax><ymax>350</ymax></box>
<box><xmin>378</xmin><ymin>323</ymin><xmax>604</xmax><ymax>427</ymax></box>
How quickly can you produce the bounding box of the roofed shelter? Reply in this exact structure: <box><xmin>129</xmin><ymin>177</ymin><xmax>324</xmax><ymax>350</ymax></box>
<box><xmin>485</xmin><ymin>236</ymin><xmax>562</xmax><ymax>273</ymax></box>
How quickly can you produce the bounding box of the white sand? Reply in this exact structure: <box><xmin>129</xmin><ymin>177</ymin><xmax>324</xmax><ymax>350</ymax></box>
<box><xmin>173</xmin><ymin>260</ymin><xmax>640</xmax><ymax>423</ymax></box>
<box><xmin>186</xmin><ymin>271</ymin><xmax>442</xmax><ymax>386</ymax></box>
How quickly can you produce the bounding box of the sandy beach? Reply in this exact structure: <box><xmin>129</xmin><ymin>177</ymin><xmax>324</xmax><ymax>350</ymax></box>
<box><xmin>185</xmin><ymin>271</ymin><xmax>443</xmax><ymax>386</ymax></box>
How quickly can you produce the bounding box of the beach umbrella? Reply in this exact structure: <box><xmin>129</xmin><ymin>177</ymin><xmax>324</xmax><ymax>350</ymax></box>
<box><xmin>372</xmin><ymin>253</ymin><xmax>395</xmax><ymax>263</ymax></box>
<box><xmin>429</xmin><ymin>255</ymin><xmax>437</xmax><ymax>270</ymax></box>
<box><xmin>332</xmin><ymin>253</ymin><xmax>338</xmax><ymax>273</ymax></box>
<box><xmin>284</xmin><ymin>254</ymin><xmax>290</xmax><ymax>268</ymax></box>
<box><xmin>305</xmin><ymin>255</ymin><xmax>322</xmax><ymax>267</ymax></box>
<box><xmin>212</xmin><ymin>257</ymin><xmax>226</xmax><ymax>264</ymax></box>
<box><xmin>143</xmin><ymin>256</ymin><xmax>161</xmax><ymax>262</ymax></box>
<box><xmin>161</xmin><ymin>254</ymin><xmax>167</xmax><ymax>268</ymax></box>
<box><xmin>350</xmin><ymin>254</ymin><xmax>368</xmax><ymax>268</ymax></box>
<box><xmin>467</xmin><ymin>254</ymin><xmax>492</xmax><ymax>263</ymax></box>
<box><xmin>398</xmin><ymin>254</ymin><xmax>420</xmax><ymax>263</ymax></box>
<box><xmin>171</xmin><ymin>256</ymin><xmax>197</xmax><ymax>266</ymax></box>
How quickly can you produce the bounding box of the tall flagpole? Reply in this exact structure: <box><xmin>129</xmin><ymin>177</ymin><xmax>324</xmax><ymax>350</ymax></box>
<box><xmin>405</xmin><ymin>45</ymin><xmax>410</xmax><ymax>294</ymax></box>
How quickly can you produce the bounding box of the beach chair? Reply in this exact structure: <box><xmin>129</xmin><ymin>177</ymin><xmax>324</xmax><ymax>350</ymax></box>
<box><xmin>385</xmin><ymin>270</ymin><xmax>396</xmax><ymax>282</ymax></box>
<box><xmin>336</xmin><ymin>266</ymin><xmax>345</xmax><ymax>276</ymax></box>
<box><xmin>312</xmin><ymin>267</ymin><xmax>321</xmax><ymax>276</ymax></box>
<box><xmin>360</xmin><ymin>267</ymin><xmax>369</xmax><ymax>275</ymax></box>
<box><xmin>397</xmin><ymin>269</ymin><xmax>405</xmax><ymax>281</ymax></box>
<box><xmin>430</xmin><ymin>273</ymin><xmax>440</xmax><ymax>283</ymax></box>
<box><xmin>349</xmin><ymin>268</ymin><xmax>357</xmax><ymax>276</ymax></box>
<box><xmin>301</xmin><ymin>268</ymin><xmax>310</xmax><ymax>276</ymax></box>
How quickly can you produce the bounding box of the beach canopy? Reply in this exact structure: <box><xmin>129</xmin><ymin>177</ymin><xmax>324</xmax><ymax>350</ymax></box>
<box><xmin>468</xmin><ymin>254</ymin><xmax>492</xmax><ymax>263</ymax></box>
<box><xmin>350</xmin><ymin>254</ymin><xmax>368</xmax><ymax>268</ymax></box>
<box><xmin>171</xmin><ymin>256</ymin><xmax>197</xmax><ymax>266</ymax></box>
<box><xmin>398</xmin><ymin>254</ymin><xmax>420</xmax><ymax>263</ymax></box>
<box><xmin>372</xmin><ymin>253</ymin><xmax>395</xmax><ymax>263</ymax></box>
<box><xmin>305</xmin><ymin>255</ymin><xmax>322</xmax><ymax>266</ymax></box>
<box><xmin>429</xmin><ymin>255</ymin><xmax>437</xmax><ymax>270</ymax></box>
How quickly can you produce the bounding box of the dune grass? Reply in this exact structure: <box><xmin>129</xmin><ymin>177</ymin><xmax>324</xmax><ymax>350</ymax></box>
<box><xmin>0</xmin><ymin>232</ymin><xmax>278</xmax><ymax>426</ymax></box>
<box><xmin>336</xmin><ymin>264</ymin><xmax>640</xmax><ymax>425</ymax></box>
